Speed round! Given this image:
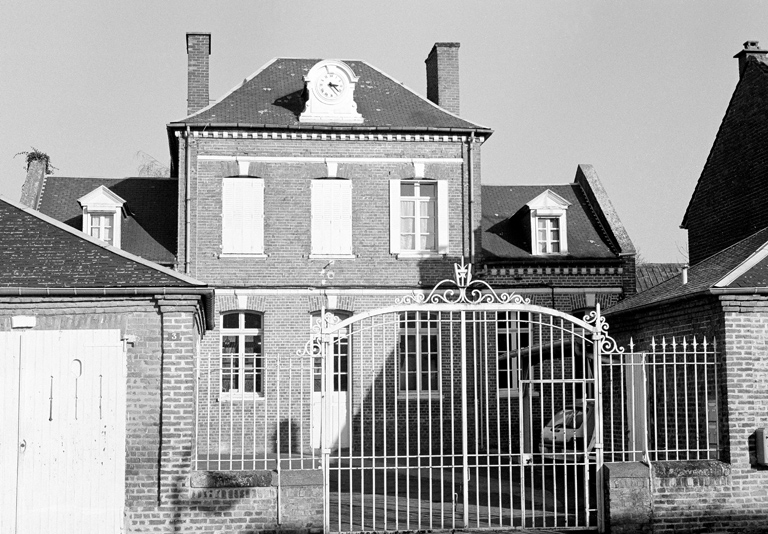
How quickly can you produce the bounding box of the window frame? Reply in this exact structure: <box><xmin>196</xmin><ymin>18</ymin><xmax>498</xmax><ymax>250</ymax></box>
<box><xmin>220</xmin><ymin>311</ymin><xmax>264</xmax><ymax>400</ymax></box>
<box><xmin>88</xmin><ymin>212</ymin><xmax>115</xmax><ymax>246</ymax></box>
<box><xmin>398</xmin><ymin>311</ymin><xmax>441</xmax><ymax>397</ymax></box>
<box><xmin>390</xmin><ymin>178</ymin><xmax>449</xmax><ymax>257</ymax></box>
<box><xmin>311</xmin><ymin>311</ymin><xmax>352</xmax><ymax>393</ymax></box>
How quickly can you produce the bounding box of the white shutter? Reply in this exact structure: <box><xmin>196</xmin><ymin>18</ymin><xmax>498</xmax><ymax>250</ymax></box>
<box><xmin>312</xmin><ymin>180</ymin><xmax>352</xmax><ymax>256</ymax></box>
<box><xmin>222</xmin><ymin>178</ymin><xmax>264</xmax><ymax>254</ymax></box>
<box><xmin>389</xmin><ymin>179</ymin><xmax>400</xmax><ymax>254</ymax></box>
<box><xmin>436</xmin><ymin>180</ymin><xmax>449</xmax><ymax>254</ymax></box>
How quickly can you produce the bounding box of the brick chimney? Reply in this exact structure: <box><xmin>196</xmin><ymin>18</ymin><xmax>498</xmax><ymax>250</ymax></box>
<box><xmin>734</xmin><ymin>40</ymin><xmax>768</xmax><ymax>78</ymax></box>
<box><xmin>19</xmin><ymin>157</ymin><xmax>48</xmax><ymax>209</ymax></box>
<box><xmin>425</xmin><ymin>42</ymin><xmax>460</xmax><ymax>115</ymax></box>
<box><xmin>187</xmin><ymin>33</ymin><xmax>211</xmax><ymax>116</ymax></box>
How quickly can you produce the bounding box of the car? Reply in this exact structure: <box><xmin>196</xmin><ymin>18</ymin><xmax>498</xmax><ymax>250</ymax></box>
<box><xmin>540</xmin><ymin>400</ymin><xmax>596</xmax><ymax>457</ymax></box>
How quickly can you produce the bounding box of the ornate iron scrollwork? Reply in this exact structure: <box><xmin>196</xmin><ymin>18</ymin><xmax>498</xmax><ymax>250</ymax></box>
<box><xmin>397</xmin><ymin>261</ymin><xmax>531</xmax><ymax>306</ymax></box>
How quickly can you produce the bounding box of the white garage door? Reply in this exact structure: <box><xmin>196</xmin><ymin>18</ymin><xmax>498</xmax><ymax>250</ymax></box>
<box><xmin>0</xmin><ymin>329</ymin><xmax>126</xmax><ymax>534</ymax></box>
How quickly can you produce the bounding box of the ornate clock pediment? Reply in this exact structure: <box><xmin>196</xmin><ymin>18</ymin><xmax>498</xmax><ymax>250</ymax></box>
<box><xmin>300</xmin><ymin>60</ymin><xmax>364</xmax><ymax>124</ymax></box>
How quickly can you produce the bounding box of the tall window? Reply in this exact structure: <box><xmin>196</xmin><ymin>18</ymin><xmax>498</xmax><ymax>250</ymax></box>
<box><xmin>400</xmin><ymin>182</ymin><xmax>436</xmax><ymax>251</ymax></box>
<box><xmin>537</xmin><ymin>217</ymin><xmax>561</xmax><ymax>254</ymax></box>
<box><xmin>389</xmin><ymin>179</ymin><xmax>449</xmax><ymax>255</ymax></box>
<box><xmin>399</xmin><ymin>311</ymin><xmax>439</xmax><ymax>392</ymax></box>
<box><xmin>221</xmin><ymin>312</ymin><xmax>263</xmax><ymax>396</ymax></box>
<box><xmin>222</xmin><ymin>177</ymin><xmax>265</xmax><ymax>255</ymax></box>
<box><xmin>89</xmin><ymin>213</ymin><xmax>114</xmax><ymax>245</ymax></box>
<box><xmin>312</xmin><ymin>312</ymin><xmax>350</xmax><ymax>393</ymax></box>
<box><xmin>311</xmin><ymin>179</ymin><xmax>352</xmax><ymax>257</ymax></box>
<box><xmin>497</xmin><ymin>312</ymin><xmax>530</xmax><ymax>395</ymax></box>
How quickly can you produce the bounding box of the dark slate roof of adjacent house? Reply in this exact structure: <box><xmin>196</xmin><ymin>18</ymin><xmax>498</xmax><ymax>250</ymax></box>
<box><xmin>168</xmin><ymin>58</ymin><xmax>491</xmax><ymax>132</ymax></box>
<box><xmin>35</xmin><ymin>176</ymin><xmax>177</xmax><ymax>264</ymax></box>
<box><xmin>0</xmin><ymin>196</ymin><xmax>203</xmax><ymax>288</ymax></box>
<box><xmin>481</xmin><ymin>184</ymin><xmax>619</xmax><ymax>261</ymax></box>
<box><xmin>606</xmin><ymin>227</ymin><xmax>768</xmax><ymax>315</ymax></box>
<box><xmin>636</xmin><ymin>263</ymin><xmax>683</xmax><ymax>293</ymax></box>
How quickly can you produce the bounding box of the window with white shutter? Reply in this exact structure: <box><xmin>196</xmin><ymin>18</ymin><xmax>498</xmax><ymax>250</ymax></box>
<box><xmin>222</xmin><ymin>177</ymin><xmax>265</xmax><ymax>255</ymax></box>
<box><xmin>389</xmin><ymin>179</ymin><xmax>448</xmax><ymax>256</ymax></box>
<box><xmin>311</xmin><ymin>179</ymin><xmax>353</xmax><ymax>258</ymax></box>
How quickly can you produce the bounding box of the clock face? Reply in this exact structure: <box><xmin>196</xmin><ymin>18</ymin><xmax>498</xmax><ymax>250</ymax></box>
<box><xmin>315</xmin><ymin>70</ymin><xmax>346</xmax><ymax>102</ymax></box>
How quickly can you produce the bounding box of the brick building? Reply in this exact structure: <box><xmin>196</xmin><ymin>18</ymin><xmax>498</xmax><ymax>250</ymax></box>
<box><xmin>0</xmin><ymin>195</ymin><xmax>213</xmax><ymax>533</ymax></box>
<box><xmin>14</xmin><ymin>33</ymin><xmax>640</xmax><ymax>532</ymax></box>
<box><xmin>604</xmin><ymin>42</ymin><xmax>768</xmax><ymax>533</ymax></box>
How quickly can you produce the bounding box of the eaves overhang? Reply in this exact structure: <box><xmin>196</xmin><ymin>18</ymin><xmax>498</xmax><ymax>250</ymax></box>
<box><xmin>166</xmin><ymin>122</ymin><xmax>494</xmax><ymax>138</ymax></box>
<box><xmin>0</xmin><ymin>286</ymin><xmax>215</xmax><ymax>330</ymax></box>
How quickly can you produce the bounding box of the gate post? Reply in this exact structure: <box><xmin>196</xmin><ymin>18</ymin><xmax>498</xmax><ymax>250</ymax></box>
<box><xmin>591</xmin><ymin>303</ymin><xmax>606</xmax><ymax>533</ymax></box>
<box><xmin>319</xmin><ymin>305</ymin><xmax>331</xmax><ymax>534</ymax></box>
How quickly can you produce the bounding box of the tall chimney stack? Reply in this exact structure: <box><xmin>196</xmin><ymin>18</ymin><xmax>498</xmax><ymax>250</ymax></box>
<box><xmin>19</xmin><ymin>157</ymin><xmax>47</xmax><ymax>209</ymax></box>
<box><xmin>187</xmin><ymin>33</ymin><xmax>211</xmax><ymax>116</ymax></box>
<box><xmin>425</xmin><ymin>42</ymin><xmax>460</xmax><ymax>116</ymax></box>
<box><xmin>734</xmin><ymin>40</ymin><xmax>768</xmax><ymax>78</ymax></box>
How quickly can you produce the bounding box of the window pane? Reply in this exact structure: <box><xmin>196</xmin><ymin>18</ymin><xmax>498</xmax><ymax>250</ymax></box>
<box><xmin>244</xmin><ymin>335</ymin><xmax>260</xmax><ymax>354</ymax></box>
<box><xmin>420</xmin><ymin>183</ymin><xmax>436</xmax><ymax>198</ymax></box>
<box><xmin>244</xmin><ymin>313</ymin><xmax>261</xmax><ymax>329</ymax></box>
<box><xmin>223</xmin><ymin>314</ymin><xmax>239</xmax><ymax>329</ymax></box>
<box><xmin>401</xmin><ymin>200</ymin><xmax>415</xmax><ymax>217</ymax></box>
<box><xmin>222</xmin><ymin>335</ymin><xmax>239</xmax><ymax>354</ymax></box>
<box><xmin>400</xmin><ymin>183</ymin><xmax>415</xmax><ymax>197</ymax></box>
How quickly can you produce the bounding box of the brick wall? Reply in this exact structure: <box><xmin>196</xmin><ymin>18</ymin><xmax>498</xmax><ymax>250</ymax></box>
<box><xmin>605</xmin><ymin>294</ymin><xmax>768</xmax><ymax>532</ymax></box>
<box><xmin>0</xmin><ymin>295</ymin><xmax>323</xmax><ymax>533</ymax></box>
<box><xmin>178</xmin><ymin>136</ymin><xmax>475</xmax><ymax>287</ymax></box>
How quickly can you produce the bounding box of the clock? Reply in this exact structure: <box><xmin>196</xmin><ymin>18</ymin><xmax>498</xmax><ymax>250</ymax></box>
<box><xmin>316</xmin><ymin>70</ymin><xmax>346</xmax><ymax>102</ymax></box>
<box><xmin>300</xmin><ymin>60</ymin><xmax>364</xmax><ymax>124</ymax></box>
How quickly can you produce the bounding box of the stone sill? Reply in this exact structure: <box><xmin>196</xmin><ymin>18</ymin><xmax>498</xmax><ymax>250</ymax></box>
<box><xmin>190</xmin><ymin>469</ymin><xmax>322</xmax><ymax>488</ymax></box>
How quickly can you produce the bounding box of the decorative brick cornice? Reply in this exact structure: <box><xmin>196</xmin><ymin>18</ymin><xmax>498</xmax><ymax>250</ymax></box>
<box><xmin>175</xmin><ymin>130</ymin><xmax>483</xmax><ymax>143</ymax></box>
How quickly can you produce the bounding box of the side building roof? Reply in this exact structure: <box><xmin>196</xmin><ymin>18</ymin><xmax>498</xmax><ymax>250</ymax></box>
<box><xmin>481</xmin><ymin>165</ymin><xmax>634</xmax><ymax>262</ymax></box>
<box><xmin>35</xmin><ymin>176</ymin><xmax>177</xmax><ymax>265</ymax></box>
<box><xmin>606</xmin><ymin>226</ymin><xmax>768</xmax><ymax>315</ymax></box>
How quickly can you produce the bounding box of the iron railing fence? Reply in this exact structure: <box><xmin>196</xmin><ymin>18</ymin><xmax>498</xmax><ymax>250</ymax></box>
<box><xmin>602</xmin><ymin>336</ymin><xmax>720</xmax><ymax>463</ymax></box>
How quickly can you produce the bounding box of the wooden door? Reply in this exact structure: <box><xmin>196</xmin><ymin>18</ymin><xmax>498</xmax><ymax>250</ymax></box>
<box><xmin>0</xmin><ymin>329</ymin><xmax>125</xmax><ymax>534</ymax></box>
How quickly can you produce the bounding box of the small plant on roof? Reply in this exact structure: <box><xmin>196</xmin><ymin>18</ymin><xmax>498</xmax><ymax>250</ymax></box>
<box><xmin>15</xmin><ymin>147</ymin><xmax>57</xmax><ymax>175</ymax></box>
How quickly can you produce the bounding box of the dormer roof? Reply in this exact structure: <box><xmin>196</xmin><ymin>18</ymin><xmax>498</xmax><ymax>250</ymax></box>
<box><xmin>77</xmin><ymin>185</ymin><xmax>126</xmax><ymax>209</ymax></box>
<box><xmin>526</xmin><ymin>189</ymin><xmax>572</xmax><ymax>212</ymax></box>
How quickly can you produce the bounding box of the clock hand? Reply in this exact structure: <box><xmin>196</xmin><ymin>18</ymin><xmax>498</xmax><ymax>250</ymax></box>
<box><xmin>328</xmin><ymin>82</ymin><xmax>340</xmax><ymax>93</ymax></box>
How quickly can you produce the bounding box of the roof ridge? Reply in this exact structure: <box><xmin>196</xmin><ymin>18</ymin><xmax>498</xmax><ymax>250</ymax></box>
<box><xmin>0</xmin><ymin>194</ymin><xmax>205</xmax><ymax>287</ymax></box>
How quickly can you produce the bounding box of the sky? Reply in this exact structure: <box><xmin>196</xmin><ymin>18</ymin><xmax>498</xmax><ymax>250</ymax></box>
<box><xmin>2</xmin><ymin>1</ymin><xmax>767</xmax><ymax>263</ymax></box>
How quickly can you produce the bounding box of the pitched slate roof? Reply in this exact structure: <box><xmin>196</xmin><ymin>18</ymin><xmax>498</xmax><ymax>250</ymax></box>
<box><xmin>606</xmin><ymin>227</ymin><xmax>768</xmax><ymax>314</ymax></box>
<box><xmin>482</xmin><ymin>184</ymin><xmax>619</xmax><ymax>261</ymax></box>
<box><xmin>169</xmin><ymin>58</ymin><xmax>491</xmax><ymax>132</ymax></box>
<box><xmin>0</xmin><ymin>196</ymin><xmax>199</xmax><ymax>288</ymax></box>
<box><xmin>636</xmin><ymin>263</ymin><xmax>683</xmax><ymax>293</ymax></box>
<box><xmin>35</xmin><ymin>176</ymin><xmax>177</xmax><ymax>264</ymax></box>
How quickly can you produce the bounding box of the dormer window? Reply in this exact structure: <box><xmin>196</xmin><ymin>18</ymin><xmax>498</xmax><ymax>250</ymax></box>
<box><xmin>526</xmin><ymin>189</ymin><xmax>571</xmax><ymax>256</ymax></box>
<box><xmin>77</xmin><ymin>186</ymin><xmax>126</xmax><ymax>248</ymax></box>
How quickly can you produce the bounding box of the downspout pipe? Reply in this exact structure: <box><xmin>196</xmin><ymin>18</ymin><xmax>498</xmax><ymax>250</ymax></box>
<box><xmin>185</xmin><ymin>125</ymin><xmax>191</xmax><ymax>275</ymax></box>
<box><xmin>467</xmin><ymin>132</ymin><xmax>475</xmax><ymax>263</ymax></box>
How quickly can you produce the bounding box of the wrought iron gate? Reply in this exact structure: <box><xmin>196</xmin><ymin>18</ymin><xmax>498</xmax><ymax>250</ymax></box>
<box><xmin>310</xmin><ymin>263</ymin><xmax>617</xmax><ymax>532</ymax></box>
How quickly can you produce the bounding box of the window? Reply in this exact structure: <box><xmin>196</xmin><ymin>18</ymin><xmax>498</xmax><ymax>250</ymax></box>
<box><xmin>311</xmin><ymin>312</ymin><xmax>350</xmax><ymax>392</ymax></box>
<box><xmin>389</xmin><ymin>179</ymin><xmax>448</xmax><ymax>256</ymax></box>
<box><xmin>221</xmin><ymin>312</ymin><xmax>263</xmax><ymax>397</ymax></box>
<box><xmin>399</xmin><ymin>311</ymin><xmax>440</xmax><ymax>393</ymax></box>
<box><xmin>497</xmin><ymin>312</ymin><xmax>530</xmax><ymax>395</ymax></box>
<box><xmin>311</xmin><ymin>179</ymin><xmax>353</xmax><ymax>257</ymax></box>
<box><xmin>526</xmin><ymin>189</ymin><xmax>570</xmax><ymax>256</ymax></box>
<box><xmin>537</xmin><ymin>217</ymin><xmax>561</xmax><ymax>253</ymax></box>
<box><xmin>77</xmin><ymin>185</ymin><xmax>125</xmax><ymax>248</ymax></box>
<box><xmin>89</xmin><ymin>213</ymin><xmax>114</xmax><ymax>245</ymax></box>
<box><xmin>222</xmin><ymin>177</ymin><xmax>265</xmax><ymax>255</ymax></box>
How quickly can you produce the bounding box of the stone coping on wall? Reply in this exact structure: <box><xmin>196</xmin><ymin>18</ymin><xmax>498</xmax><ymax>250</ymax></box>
<box><xmin>190</xmin><ymin>469</ymin><xmax>323</xmax><ymax>488</ymax></box>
